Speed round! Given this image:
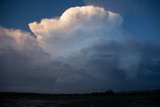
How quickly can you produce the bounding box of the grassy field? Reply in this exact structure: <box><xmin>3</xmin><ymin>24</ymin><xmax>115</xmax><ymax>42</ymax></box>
<box><xmin>0</xmin><ymin>90</ymin><xmax>160</xmax><ymax>107</ymax></box>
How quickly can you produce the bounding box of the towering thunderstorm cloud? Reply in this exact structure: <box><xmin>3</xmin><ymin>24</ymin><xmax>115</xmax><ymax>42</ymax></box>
<box><xmin>0</xmin><ymin>6</ymin><xmax>160</xmax><ymax>93</ymax></box>
<box><xmin>29</xmin><ymin>6</ymin><xmax>123</xmax><ymax>57</ymax></box>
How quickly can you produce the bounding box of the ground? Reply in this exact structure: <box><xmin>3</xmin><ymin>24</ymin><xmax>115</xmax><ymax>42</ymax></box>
<box><xmin>0</xmin><ymin>90</ymin><xmax>160</xmax><ymax>107</ymax></box>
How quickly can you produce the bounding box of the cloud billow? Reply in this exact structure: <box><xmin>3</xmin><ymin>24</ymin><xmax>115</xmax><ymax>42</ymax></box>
<box><xmin>29</xmin><ymin>6</ymin><xmax>123</xmax><ymax>57</ymax></box>
<box><xmin>0</xmin><ymin>6</ymin><xmax>160</xmax><ymax>93</ymax></box>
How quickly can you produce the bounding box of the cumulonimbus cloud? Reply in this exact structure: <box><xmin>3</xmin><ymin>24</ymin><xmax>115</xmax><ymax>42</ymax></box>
<box><xmin>29</xmin><ymin>6</ymin><xmax>124</xmax><ymax>57</ymax></box>
<box><xmin>0</xmin><ymin>6</ymin><xmax>160</xmax><ymax>93</ymax></box>
<box><xmin>28</xmin><ymin>5</ymin><xmax>160</xmax><ymax>88</ymax></box>
<box><xmin>28</xmin><ymin>5</ymin><xmax>141</xmax><ymax>79</ymax></box>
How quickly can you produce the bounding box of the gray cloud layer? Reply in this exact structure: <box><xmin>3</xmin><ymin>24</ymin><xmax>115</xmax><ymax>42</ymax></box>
<box><xmin>0</xmin><ymin>6</ymin><xmax>160</xmax><ymax>93</ymax></box>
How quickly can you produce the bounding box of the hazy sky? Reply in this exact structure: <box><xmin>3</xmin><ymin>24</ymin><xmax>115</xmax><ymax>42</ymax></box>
<box><xmin>0</xmin><ymin>0</ymin><xmax>160</xmax><ymax>93</ymax></box>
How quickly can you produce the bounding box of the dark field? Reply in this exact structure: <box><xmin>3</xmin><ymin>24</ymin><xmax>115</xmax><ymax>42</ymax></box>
<box><xmin>0</xmin><ymin>90</ymin><xmax>160</xmax><ymax>107</ymax></box>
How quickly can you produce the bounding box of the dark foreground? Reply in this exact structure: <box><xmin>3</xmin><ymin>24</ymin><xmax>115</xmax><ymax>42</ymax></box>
<box><xmin>0</xmin><ymin>90</ymin><xmax>160</xmax><ymax>107</ymax></box>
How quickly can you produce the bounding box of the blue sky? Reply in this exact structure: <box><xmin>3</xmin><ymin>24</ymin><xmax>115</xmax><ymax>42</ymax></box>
<box><xmin>85</xmin><ymin>0</ymin><xmax>160</xmax><ymax>44</ymax></box>
<box><xmin>0</xmin><ymin>0</ymin><xmax>84</xmax><ymax>31</ymax></box>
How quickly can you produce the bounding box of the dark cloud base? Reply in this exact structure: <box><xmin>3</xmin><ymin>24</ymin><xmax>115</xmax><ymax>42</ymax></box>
<box><xmin>0</xmin><ymin>36</ymin><xmax>160</xmax><ymax>93</ymax></box>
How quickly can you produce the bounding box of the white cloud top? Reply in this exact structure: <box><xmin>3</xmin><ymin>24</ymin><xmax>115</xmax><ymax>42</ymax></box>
<box><xmin>29</xmin><ymin>6</ymin><xmax>123</xmax><ymax>57</ymax></box>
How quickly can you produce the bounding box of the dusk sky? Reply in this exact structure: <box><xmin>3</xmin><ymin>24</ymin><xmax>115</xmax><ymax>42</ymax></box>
<box><xmin>0</xmin><ymin>0</ymin><xmax>160</xmax><ymax>93</ymax></box>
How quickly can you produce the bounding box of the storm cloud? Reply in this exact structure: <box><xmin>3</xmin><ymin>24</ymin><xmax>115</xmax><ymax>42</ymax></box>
<box><xmin>29</xmin><ymin>6</ymin><xmax>123</xmax><ymax>57</ymax></box>
<box><xmin>0</xmin><ymin>6</ymin><xmax>160</xmax><ymax>93</ymax></box>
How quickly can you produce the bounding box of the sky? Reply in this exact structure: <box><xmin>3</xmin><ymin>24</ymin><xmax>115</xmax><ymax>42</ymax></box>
<box><xmin>0</xmin><ymin>0</ymin><xmax>160</xmax><ymax>93</ymax></box>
